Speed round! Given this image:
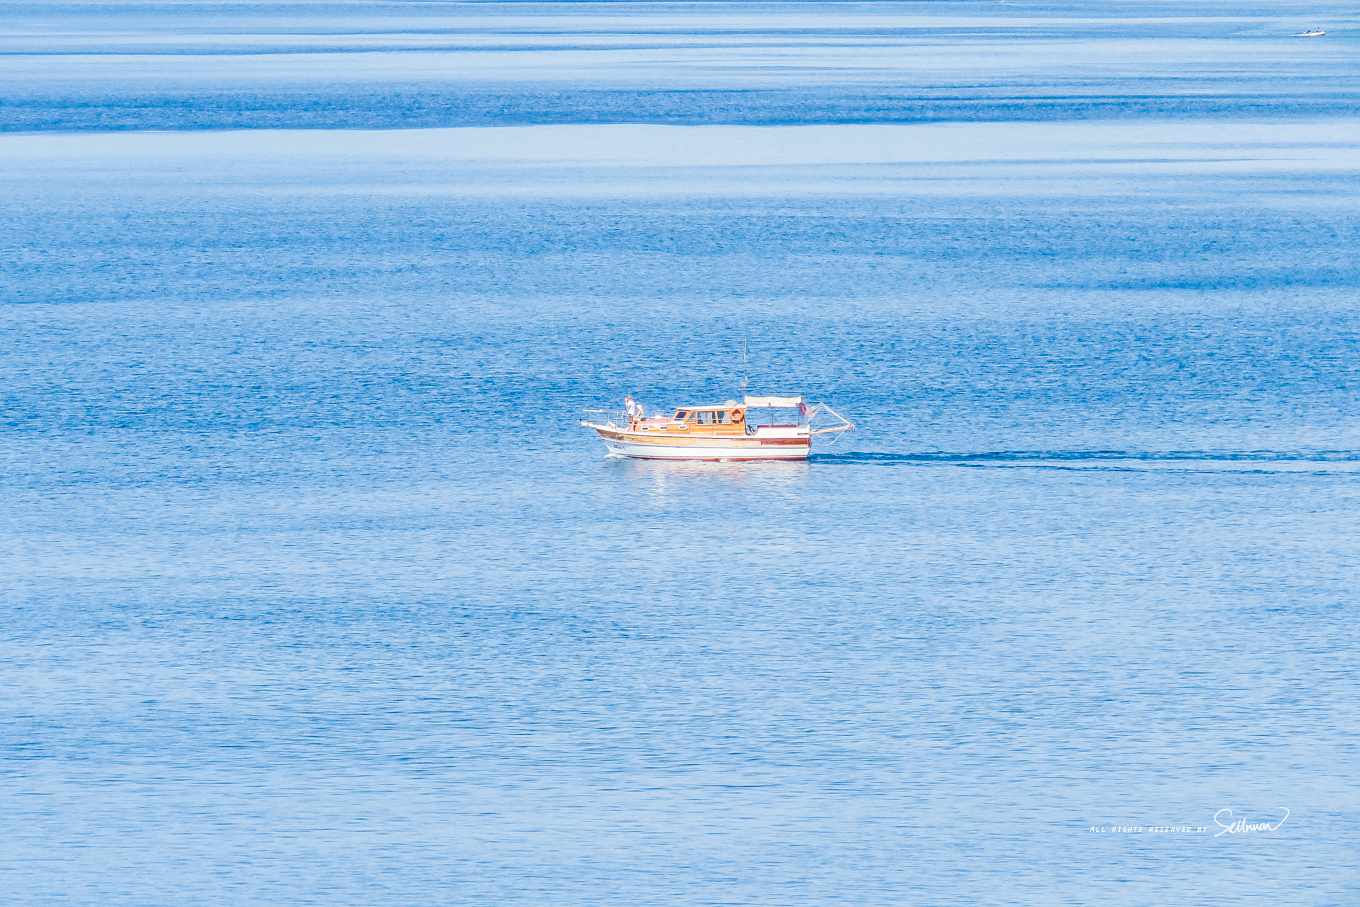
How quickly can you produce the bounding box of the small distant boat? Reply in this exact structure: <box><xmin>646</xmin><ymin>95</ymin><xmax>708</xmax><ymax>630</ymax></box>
<box><xmin>582</xmin><ymin>395</ymin><xmax>853</xmax><ymax>461</ymax></box>
<box><xmin>1293</xmin><ymin>27</ymin><xmax>1325</xmax><ymax>36</ymax></box>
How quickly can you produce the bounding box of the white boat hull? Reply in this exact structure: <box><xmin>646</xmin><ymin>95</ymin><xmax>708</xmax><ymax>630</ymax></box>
<box><xmin>591</xmin><ymin>425</ymin><xmax>811</xmax><ymax>461</ymax></box>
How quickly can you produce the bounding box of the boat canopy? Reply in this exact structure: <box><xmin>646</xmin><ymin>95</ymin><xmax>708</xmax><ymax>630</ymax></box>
<box><xmin>743</xmin><ymin>395</ymin><xmax>804</xmax><ymax>408</ymax></box>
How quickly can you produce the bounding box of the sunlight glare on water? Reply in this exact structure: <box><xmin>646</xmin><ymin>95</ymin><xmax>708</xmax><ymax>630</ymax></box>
<box><xmin>2</xmin><ymin>2</ymin><xmax>1358</xmax><ymax>904</ymax></box>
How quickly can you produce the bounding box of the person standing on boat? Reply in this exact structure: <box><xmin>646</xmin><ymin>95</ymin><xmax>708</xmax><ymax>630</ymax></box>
<box><xmin>625</xmin><ymin>395</ymin><xmax>640</xmax><ymax>426</ymax></box>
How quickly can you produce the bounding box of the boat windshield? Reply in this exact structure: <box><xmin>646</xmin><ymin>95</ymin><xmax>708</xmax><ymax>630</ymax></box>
<box><xmin>669</xmin><ymin>407</ymin><xmax>740</xmax><ymax>425</ymax></box>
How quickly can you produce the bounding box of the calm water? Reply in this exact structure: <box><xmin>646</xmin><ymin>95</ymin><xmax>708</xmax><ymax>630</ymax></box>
<box><xmin>3</xmin><ymin>3</ymin><xmax>1359</xmax><ymax>904</ymax></box>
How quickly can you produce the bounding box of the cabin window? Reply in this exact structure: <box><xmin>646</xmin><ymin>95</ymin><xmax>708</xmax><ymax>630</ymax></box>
<box><xmin>717</xmin><ymin>411</ymin><xmax>731</xmax><ymax>424</ymax></box>
<box><xmin>675</xmin><ymin>410</ymin><xmax>689</xmax><ymax>420</ymax></box>
<box><xmin>696</xmin><ymin>411</ymin><xmax>715</xmax><ymax>425</ymax></box>
<box><xmin>686</xmin><ymin>411</ymin><xmax>699</xmax><ymax>422</ymax></box>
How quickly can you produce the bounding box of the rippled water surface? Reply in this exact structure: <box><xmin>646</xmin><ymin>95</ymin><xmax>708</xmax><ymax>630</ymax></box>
<box><xmin>3</xmin><ymin>3</ymin><xmax>1359</xmax><ymax>905</ymax></box>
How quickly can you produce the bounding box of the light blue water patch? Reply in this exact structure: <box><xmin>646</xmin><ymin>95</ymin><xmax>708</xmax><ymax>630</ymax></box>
<box><xmin>3</xmin><ymin>0</ymin><xmax>1359</xmax><ymax>129</ymax></box>
<box><xmin>3</xmin><ymin>5</ymin><xmax>1360</xmax><ymax>906</ymax></box>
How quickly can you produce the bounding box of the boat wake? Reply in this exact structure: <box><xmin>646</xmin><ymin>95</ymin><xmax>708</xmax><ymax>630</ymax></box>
<box><xmin>810</xmin><ymin>450</ymin><xmax>1360</xmax><ymax>473</ymax></box>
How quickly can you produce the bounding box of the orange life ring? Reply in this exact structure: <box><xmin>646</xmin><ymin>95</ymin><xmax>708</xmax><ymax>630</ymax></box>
<box><xmin>730</xmin><ymin>408</ymin><xmax>744</xmax><ymax>422</ymax></box>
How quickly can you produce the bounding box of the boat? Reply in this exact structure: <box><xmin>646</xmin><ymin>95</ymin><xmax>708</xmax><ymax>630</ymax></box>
<box><xmin>581</xmin><ymin>395</ymin><xmax>853</xmax><ymax>461</ymax></box>
<box><xmin>1293</xmin><ymin>27</ymin><xmax>1325</xmax><ymax>36</ymax></box>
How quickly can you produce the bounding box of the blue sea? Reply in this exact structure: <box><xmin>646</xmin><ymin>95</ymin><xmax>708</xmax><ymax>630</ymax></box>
<box><xmin>2</xmin><ymin>2</ymin><xmax>1358</xmax><ymax>904</ymax></box>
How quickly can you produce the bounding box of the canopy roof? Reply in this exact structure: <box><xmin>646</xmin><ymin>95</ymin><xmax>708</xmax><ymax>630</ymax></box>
<box><xmin>743</xmin><ymin>395</ymin><xmax>804</xmax><ymax>408</ymax></box>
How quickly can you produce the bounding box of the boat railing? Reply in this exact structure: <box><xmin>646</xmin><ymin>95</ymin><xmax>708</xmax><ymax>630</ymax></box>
<box><xmin>581</xmin><ymin>408</ymin><xmax>647</xmax><ymax>429</ymax></box>
<box><xmin>584</xmin><ymin>401</ymin><xmax>854</xmax><ymax>437</ymax></box>
<box><xmin>580</xmin><ymin>408</ymin><xmax>623</xmax><ymax>429</ymax></box>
